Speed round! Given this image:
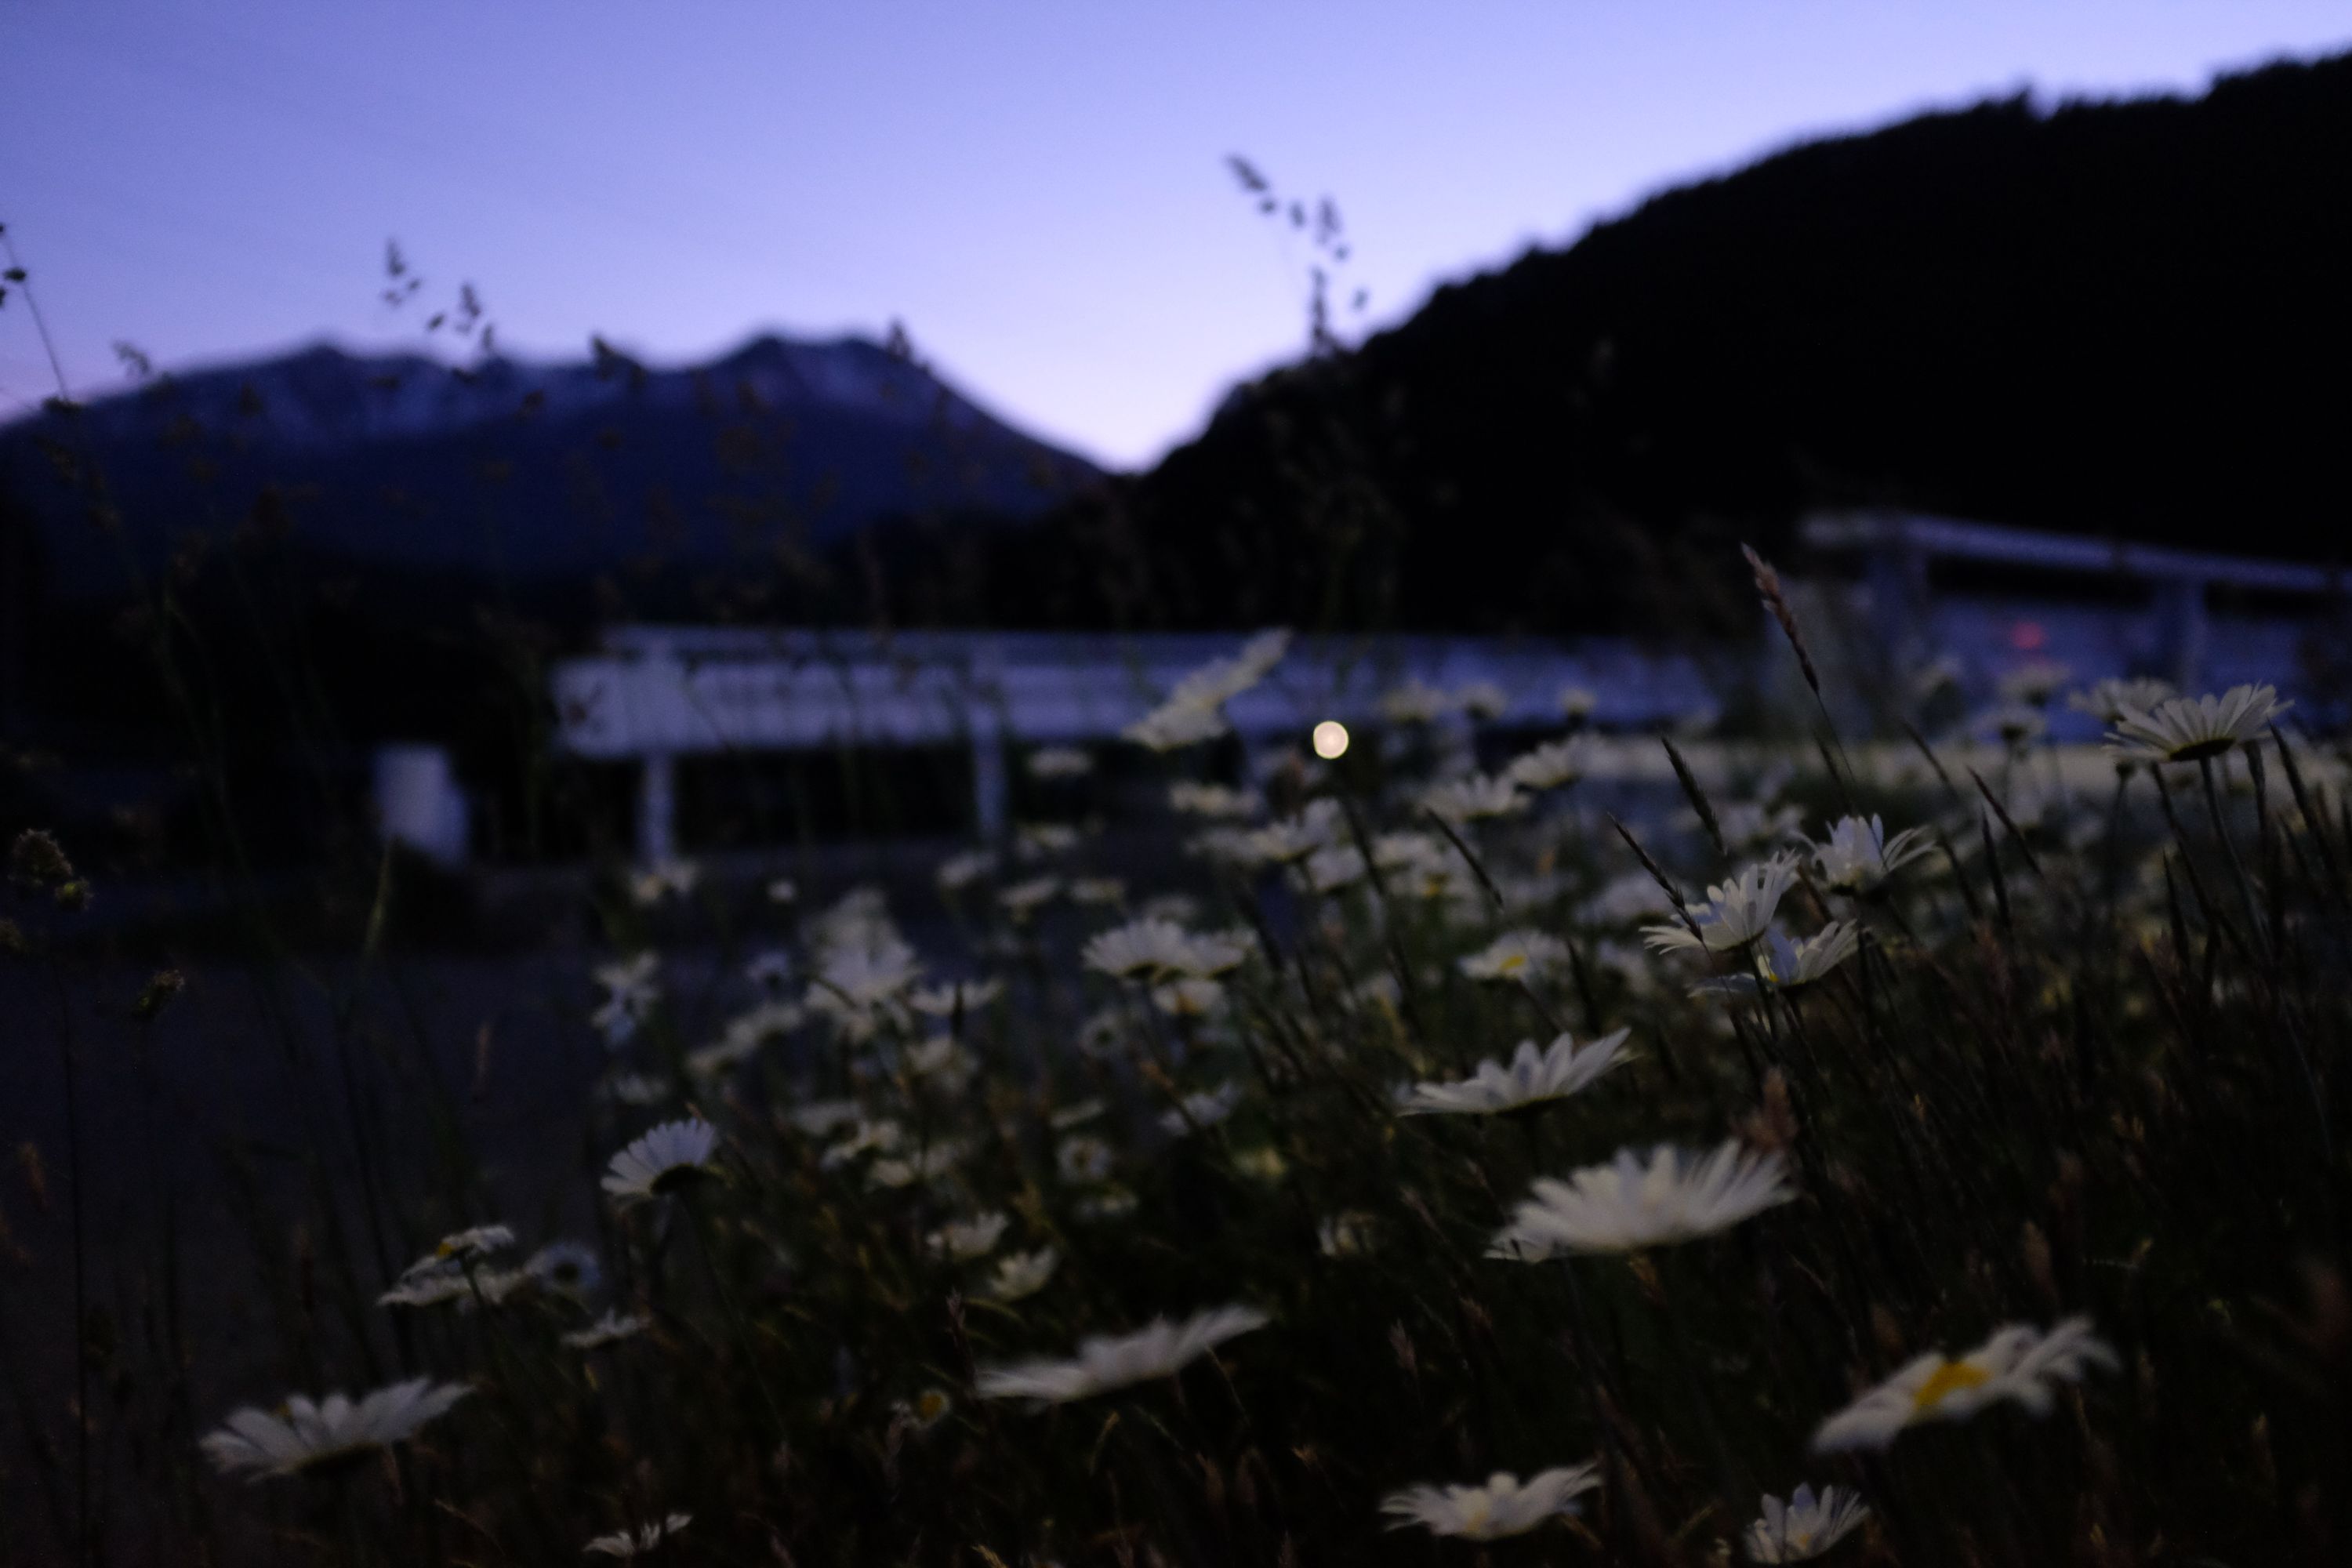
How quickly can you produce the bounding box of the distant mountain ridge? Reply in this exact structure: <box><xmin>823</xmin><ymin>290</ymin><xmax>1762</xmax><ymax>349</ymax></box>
<box><xmin>0</xmin><ymin>330</ymin><xmax>1100</xmax><ymax>594</ymax></box>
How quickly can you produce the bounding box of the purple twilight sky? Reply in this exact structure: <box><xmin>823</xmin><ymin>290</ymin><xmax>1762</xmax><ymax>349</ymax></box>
<box><xmin>2</xmin><ymin>2</ymin><xmax>2348</xmax><ymax>468</ymax></box>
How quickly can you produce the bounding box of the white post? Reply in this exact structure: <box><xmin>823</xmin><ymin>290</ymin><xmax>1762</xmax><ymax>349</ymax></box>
<box><xmin>969</xmin><ymin>716</ymin><xmax>1007</xmax><ymax>838</ymax></box>
<box><xmin>637</xmin><ymin>753</ymin><xmax>677</xmax><ymax>864</ymax></box>
<box><xmin>2155</xmin><ymin>576</ymin><xmax>2208</xmax><ymax>692</ymax></box>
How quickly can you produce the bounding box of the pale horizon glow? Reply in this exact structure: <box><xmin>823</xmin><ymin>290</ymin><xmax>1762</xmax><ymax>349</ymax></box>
<box><xmin>2</xmin><ymin>3</ymin><xmax>2347</xmax><ymax>469</ymax></box>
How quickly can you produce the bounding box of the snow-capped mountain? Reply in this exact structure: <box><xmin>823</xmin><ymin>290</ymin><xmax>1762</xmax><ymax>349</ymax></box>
<box><xmin>0</xmin><ymin>332</ymin><xmax>1100</xmax><ymax>593</ymax></box>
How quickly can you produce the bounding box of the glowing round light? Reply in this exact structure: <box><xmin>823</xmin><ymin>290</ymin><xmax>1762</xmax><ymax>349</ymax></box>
<box><xmin>1311</xmin><ymin>720</ymin><xmax>1350</xmax><ymax>760</ymax></box>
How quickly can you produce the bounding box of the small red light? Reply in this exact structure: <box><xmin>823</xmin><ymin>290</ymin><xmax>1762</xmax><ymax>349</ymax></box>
<box><xmin>2010</xmin><ymin>621</ymin><xmax>2045</xmax><ymax>651</ymax></box>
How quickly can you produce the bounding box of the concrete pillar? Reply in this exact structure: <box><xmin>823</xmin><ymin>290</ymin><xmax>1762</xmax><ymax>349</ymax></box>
<box><xmin>636</xmin><ymin>753</ymin><xmax>677</xmax><ymax>864</ymax></box>
<box><xmin>372</xmin><ymin>743</ymin><xmax>469</xmax><ymax>867</ymax></box>
<box><xmin>2154</xmin><ymin>576</ymin><xmax>2208</xmax><ymax>691</ymax></box>
<box><xmin>1864</xmin><ymin>522</ymin><xmax>1933</xmax><ymax>674</ymax></box>
<box><xmin>969</xmin><ymin>716</ymin><xmax>1007</xmax><ymax>838</ymax></box>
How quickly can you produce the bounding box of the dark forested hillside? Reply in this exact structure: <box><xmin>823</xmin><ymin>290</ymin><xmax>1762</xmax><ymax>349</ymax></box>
<box><xmin>955</xmin><ymin>51</ymin><xmax>2352</xmax><ymax>636</ymax></box>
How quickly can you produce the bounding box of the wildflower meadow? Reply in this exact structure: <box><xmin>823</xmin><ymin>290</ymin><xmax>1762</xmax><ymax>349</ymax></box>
<box><xmin>6</xmin><ymin>564</ymin><xmax>2350</xmax><ymax>1566</ymax></box>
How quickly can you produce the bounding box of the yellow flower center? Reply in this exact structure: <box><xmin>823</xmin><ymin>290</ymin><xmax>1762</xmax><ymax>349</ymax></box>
<box><xmin>1911</xmin><ymin>1358</ymin><xmax>1990</xmax><ymax>1412</ymax></box>
<box><xmin>1497</xmin><ymin>953</ymin><xmax>1528</xmax><ymax>975</ymax></box>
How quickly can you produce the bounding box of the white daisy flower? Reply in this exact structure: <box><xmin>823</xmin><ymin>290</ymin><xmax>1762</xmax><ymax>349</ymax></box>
<box><xmin>785</xmin><ymin>1098</ymin><xmax>864</xmax><ymax>1137</ymax></box>
<box><xmin>975</xmin><ymin>1305</ymin><xmax>1269</xmax><ymax>1404</ymax></box>
<box><xmin>1140</xmin><ymin>892</ymin><xmax>1202</xmax><ymax>924</ymax></box>
<box><xmin>1691</xmin><ymin>924</ymin><xmax>1861</xmax><ymax>1000</ymax></box>
<box><xmin>1166</xmin><ymin>630</ymin><xmax>1290</xmax><ymax>710</ymax></box>
<box><xmin>376</xmin><ymin>1270</ymin><xmax>474</xmax><ymax>1309</ymax></box>
<box><xmin>1504</xmin><ymin>738</ymin><xmax>1588</xmax><ymax>792</ymax></box>
<box><xmin>1642</xmin><ymin>858</ymin><xmax>1798</xmax><ymax>954</ymax></box>
<box><xmin>422</xmin><ymin>1224</ymin><xmax>515</xmax><ymax>1267</ymax></box>
<box><xmin>1998</xmin><ymin>660</ymin><xmax>2072</xmax><ymax>706</ymax></box>
<box><xmin>1812</xmin><ymin>1316</ymin><xmax>2116</xmax><ymax>1453</ymax></box>
<box><xmin>1805</xmin><ymin>815</ymin><xmax>1933</xmax><ymax>895</ymax></box>
<box><xmin>1559</xmin><ymin>684</ymin><xmax>1599</xmax><ymax>720</ymax></box>
<box><xmin>822</xmin><ymin>1118</ymin><xmax>906</xmax><ymax>1169</ymax></box>
<box><xmin>811</xmin><ymin>886</ymin><xmax>896</xmax><ymax>951</ymax></box>
<box><xmin>909</xmin><ymin>978</ymin><xmax>1004</xmax><ymax>1018</ymax></box>
<box><xmin>1168</xmin><ymin>782</ymin><xmax>1258</xmax><ymax>818</ymax></box>
<box><xmin>1083</xmin><ymin>917</ymin><xmax>1248</xmax><ymax>980</ymax></box>
<box><xmin>935</xmin><ymin>848</ymin><xmax>996</xmax><ymax>891</ymax></box>
<box><xmin>896</xmin><ymin>1387</ymin><xmax>955</xmax><ymax>1431</ymax></box>
<box><xmin>516</xmin><ymin>1241</ymin><xmax>596</xmax><ymax>1296</ymax></box>
<box><xmin>601</xmin><ymin>1119</ymin><xmax>719</xmax><ymax>1207</ymax></box>
<box><xmin>1317</xmin><ymin>1212</ymin><xmax>1377</xmax><ymax>1258</ymax></box>
<box><xmin>765</xmin><ymin>877</ymin><xmax>797</xmax><ymax>903</ymax></box>
<box><xmin>1370</xmin><ymin>830</ymin><xmax>1444</xmax><ymax>871</ymax></box>
<box><xmin>1071</xmin><ymin>877</ymin><xmax>1126</xmax><ymax>906</ymax></box>
<box><xmin>1187</xmin><ymin>826</ymin><xmax>1265</xmax><ymax>867</ymax></box>
<box><xmin>1424</xmin><ymin>774</ymin><xmax>1525</xmax><ymax>824</ymax></box>
<box><xmin>602</xmin><ymin>1072</ymin><xmax>671</xmax><ymax>1108</ymax></box>
<box><xmin>1455</xmin><ymin>681</ymin><xmax>1510</xmax><ymax>720</ymax></box>
<box><xmin>2067</xmin><ymin>676</ymin><xmax>2176</xmax><ymax>726</ymax></box>
<box><xmin>1584</xmin><ymin>871</ymin><xmax>1675</xmax><ymax>926</ymax></box>
<box><xmin>1125</xmin><ymin>699</ymin><xmax>1229</xmax><ymax>751</ymax></box>
<box><xmin>1231</xmin><ymin>1145</ymin><xmax>1287</xmax><ymax>1183</ymax></box>
<box><xmin>2105</xmin><ymin>683</ymin><xmax>2290</xmax><ymax>764</ymax></box>
<box><xmin>1014</xmin><ymin>823</ymin><xmax>1084</xmax><ymax>862</ymax></box>
<box><xmin>380</xmin><ymin>1224</ymin><xmax>518</xmax><ymax>1305</ymax></box>
<box><xmin>1708</xmin><ymin>801</ymin><xmax>1804</xmax><ymax>853</ymax></box>
<box><xmin>999</xmin><ymin>876</ymin><xmax>1062</xmax><ymax>919</ymax></box>
<box><xmin>1160</xmin><ymin>1081</ymin><xmax>1243</xmax><ymax>1135</ymax></box>
<box><xmin>1745</xmin><ymin>1483</ymin><xmax>1871</xmax><ymax>1562</ymax></box>
<box><xmin>1150</xmin><ymin>977</ymin><xmax>1226</xmax><ymax>1018</ymax></box>
<box><xmin>1976</xmin><ymin>702</ymin><xmax>2048</xmax><ymax>747</ymax></box>
<box><xmin>1243</xmin><ymin>799</ymin><xmax>1343</xmax><ymax>865</ymax></box>
<box><xmin>1382</xmin><ymin>677</ymin><xmax>1454</xmax><ymax>724</ymax></box>
<box><xmin>627</xmin><ymin>858</ymin><xmax>700</xmax><ymax>906</ymax></box>
<box><xmin>1083</xmin><ymin>916</ymin><xmax>1197</xmax><ymax>978</ymax></box>
<box><xmin>1075</xmin><ymin>1186</ymin><xmax>1139</xmax><ymax>1222</ymax></box>
<box><xmin>584</xmin><ymin>1512</ymin><xmax>691</xmax><ymax>1558</ymax></box>
<box><xmin>1457</xmin><ymin>929</ymin><xmax>1570</xmax><ymax>982</ymax></box>
<box><xmin>564</xmin><ymin>1309</ymin><xmax>651</xmax><ymax>1350</ymax></box>
<box><xmin>1398</xmin><ymin>1029</ymin><xmax>1632</xmax><ymax>1116</ymax></box>
<box><xmin>590</xmin><ymin>953</ymin><xmax>662</xmax><ymax>1048</ymax></box>
<box><xmin>1491</xmin><ymin>1142</ymin><xmax>1794</xmax><ymax>1259</ymax></box>
<box><xmin>927</xmin><ymin>1211</ymin><xmax>1010</xmax><ymax>1261</ymax></box>
<box><xmin>869</xmin><ymin>1138</ymin><xmax>971</xmax><ymax>1189</ymax></box>
<box><xmin>809</xmin><ymin>938</ymin><xmax>923</xmax><ymax>1010</ymax></box>
<box><xmin>724</xmin><ymin>998</ymin><xmax>804</xmax><ymax>1049</ymax></box>
<box><xmin>1303</xmin><ymin>844</ymin><xmax>1369</xmax><ymax>893</ymax></box>
<box><xmin>1381</xmin><ymin>1464</ymin><xmax>1600</xmax><ymax>1540</ymax></box>
<box><xmin>1027</xmin><ymin>745</ymin><xmax>1094</xmax><ymax>780</ymax></box>
<box><xmin>978</xmin><ymin>1247</ymin><xmax>1060</xmax><ymax>1303</ymax></box>
<box><xmin>686</xmin><ymin>1033</ymin><xmax>762</xmax><ymax>1080</ymax></box>
<box><xmin>806</xmin><ymin>938</ymin><xmax>924</xmax><ymax>1041</ymax></box>
<box><xmin>1057</xmin><ymin>1134</ymin><xmax>1116</xmax><ymax>1183</ymax></box>
<box><xmin>1168</xmin><ymin>927</ymin><xmax>1251</xmax><ymax>978</ymax></box>
<box><xmin>201</xmin><ymin>1378</ymin><xmax>470</xmax><ymax>1480</ymax></box>
<box><xmin>902</xmin><ymin>1034</ymin><xmax>978</xmax><ymax>1091</ymax></box>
